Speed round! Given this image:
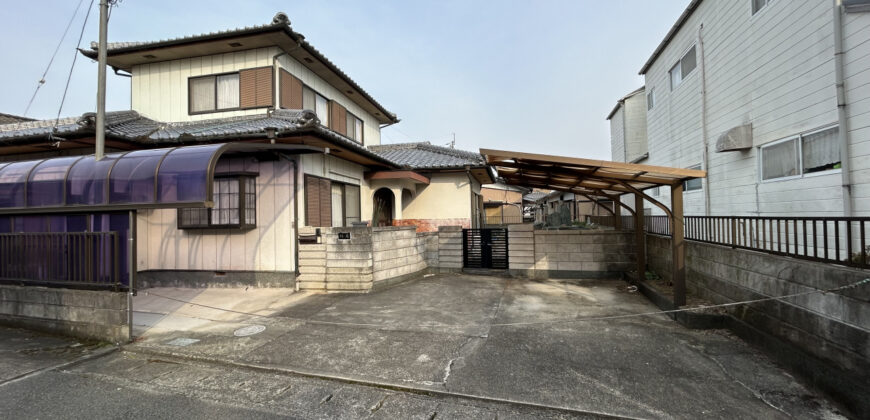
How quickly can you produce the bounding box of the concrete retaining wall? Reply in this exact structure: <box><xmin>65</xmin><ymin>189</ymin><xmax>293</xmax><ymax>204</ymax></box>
<box><xmin>646</xmin><ymin>234</ymin><xmax>870</xmax><ymax>414</ymax></box>
<box><xmin>507</xmin><ymin>224</ymin><xmax>635</xmax><ymax>279</ymax></box>
<box><xmin>0</xmin><ymin>285</ymin><xmax>129</xmax><ymax>343</ymax></box>
<box><xmin>298</xmin><ymin>226</ymin><xmax>437</xmax><ymax>292</ymax></box>
<box><xmin>437</xmin><ymin>226</ymin><xmax>463</xmax><ymax>271</ymax></box>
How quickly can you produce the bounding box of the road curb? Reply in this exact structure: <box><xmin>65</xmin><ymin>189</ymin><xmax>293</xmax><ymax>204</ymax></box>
<box><xmin>0</xmin><ymin>345</ymin><xmax>118</xmax><ymax>387</ymax></box>
<box><xmin>123</xmin><ymin>345</ymin><xmax>638</xmax><ymax>419</ymax></box>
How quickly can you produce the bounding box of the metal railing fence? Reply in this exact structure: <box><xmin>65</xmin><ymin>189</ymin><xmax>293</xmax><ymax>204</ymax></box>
<box><xmin>587</xmin><ymin>214</ymin><xmax>869</xmax><ymax>270</ymax></box>
<box><xmin>0</xmin><ymin>232</ymin><xmax>121</xmax><ymax>289</ymax></box>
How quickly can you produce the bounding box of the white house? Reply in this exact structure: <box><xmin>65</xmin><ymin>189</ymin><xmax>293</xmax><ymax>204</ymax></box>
<box><xmin>609</xmin><ymin>0</ymin><xmax>870</xmax><ymax>218</ymax></box>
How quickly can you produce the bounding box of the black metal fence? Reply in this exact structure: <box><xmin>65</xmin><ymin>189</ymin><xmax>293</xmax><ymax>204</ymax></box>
<box><xmin>0</xmin><ymin>232</ymin><xmax>122</xmax><ymax>289</ymax></box>
<box><xmin>588</xmin><ymin>214</ymin><xmax>870</xmax><ymax>270</ymax></box>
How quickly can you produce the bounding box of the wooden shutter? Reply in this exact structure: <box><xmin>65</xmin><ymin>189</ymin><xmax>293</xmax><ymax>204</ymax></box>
<box><xmin>239</xmin><ymin>67</ymin><xmax>274</xmax><ymax>109</ymax></box>
<box><xmin>255</xmin><ymin>67</ymin><xmax>273</xmax><ymax>107</ymax></box>
<box><xmin>305</xmin><ymin>175</ymin><xmax>332</xmax><ymax>227</ymax></box>
<box><xmin>279</xmin><ymin>69</ymin><xmax>304</xmax><ymax>109</ymax></box>
<box><xmin>239</xmin><ymin>69</ymin><xmax>257</xmax><ymax>108</ymax></box>
<box><xmin>328</xmin><ymin>101</ymin><xmax>347</xmax><ymax>135</ymax></box>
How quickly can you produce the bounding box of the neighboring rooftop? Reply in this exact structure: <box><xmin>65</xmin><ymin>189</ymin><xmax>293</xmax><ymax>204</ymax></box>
<box><xmin>0</xmin><ymin>113</ymin><xmax>34</xmax><ymax>125</ymax></box>
<box><xmin>606</xmin><ymin>86</ymin><xmax>645</xmax><ymax>120</ymax></box>
<box><xmin>0</xmin><ymin>109</ymin><xmax>394</xmax><ymax>167</ymax></box>
<box><xmin>368</xmin><ymin>142</ymin><xmax>486</xmax><ymax>170</ymax></box>
<box><xmin>80</xmin><ymin>12</ymin><xmax>398</xmax><ymax>124</ymax></box>
<box><xmin>523</xmin><ymin>191</ymin><xmax>548</xmax><ymax>203</ymax></box>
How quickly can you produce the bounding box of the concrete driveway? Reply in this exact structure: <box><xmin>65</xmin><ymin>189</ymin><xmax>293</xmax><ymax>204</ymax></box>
<box><xmin>131</xmin><ymin>274</ymin><xmax>846</xmax><ymax>419</ymax></box>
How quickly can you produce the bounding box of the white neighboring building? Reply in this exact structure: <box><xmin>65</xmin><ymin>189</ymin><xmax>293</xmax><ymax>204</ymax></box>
<box><xmin>609</xmin><ymin>0</ymin><xmax>870</xmax><ymax>217</ymax></box>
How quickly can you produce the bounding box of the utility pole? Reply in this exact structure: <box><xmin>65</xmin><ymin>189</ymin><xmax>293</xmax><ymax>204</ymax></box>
<box><xmin>95</xmin><ymin>0</ymin><xmax>109</xmax><ymax>161</ymax></box>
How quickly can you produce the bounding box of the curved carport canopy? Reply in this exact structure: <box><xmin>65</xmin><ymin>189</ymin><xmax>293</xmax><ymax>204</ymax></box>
<box><xmin>480</xmin><ymin>148</ymin><xmax>706</xmax><ymax>306</ymax></box>
<box><xmin>0</xmin><ymin>142</ymin><xmax>322</xmax><ymax>214</ymax></box>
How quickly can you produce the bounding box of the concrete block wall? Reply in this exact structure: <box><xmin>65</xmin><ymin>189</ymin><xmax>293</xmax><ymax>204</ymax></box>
<box><xmin>645</xmin><ymin>234</ymin><xmax>870</xmax><ymax>414</ymax></box>
<box><xmin>325</xmin><ymin>227</ymin><xmax>374</xmax><ymax>292</ymax></box>
<box><xmin>438</xmin><ymin>226</ymin><xmax>463</xmax><ymax>271</ymax></box>
<box><xmin>419</xmin><ymin>232</ymin><xmax>440</xmax><ymax>268</ymax></box>
<box><xmin>0</xmin><ymin>286</ymin><xmax>129</xmax><ymax>343</ymax></box>
<box><xmin>508</xmin><ymin>227</ymin><xmax>635</xmax><ymax>278</ymax></box>
<box><xmin>372</xmin><ymin>226</ymin><xmax>428</xmax><ymax>288</ymax></box>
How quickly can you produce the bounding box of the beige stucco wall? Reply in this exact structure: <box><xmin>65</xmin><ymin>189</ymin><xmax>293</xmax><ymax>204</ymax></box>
<box><xmin>136</xmin><ymin>158</ymin><xmax>295</xmax><ymax>272</ymax></box>
<box><xmin>401</xmin><ymin>172</ymin><xmax>473</xmax><ymax>220</ymax></box>
<box><xmin>130</xmin><ymin>46</ymin><xmax>381</xmax><ymax>145</ymax></box>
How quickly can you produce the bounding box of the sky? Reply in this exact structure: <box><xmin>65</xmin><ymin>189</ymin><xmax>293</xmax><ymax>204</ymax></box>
<box><xmin>0</xmin><ymin>0</ymin><xmax>689</xmax><ymax>160</ymax></box>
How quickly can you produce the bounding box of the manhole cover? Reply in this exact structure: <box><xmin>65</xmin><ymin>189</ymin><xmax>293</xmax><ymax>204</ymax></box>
<box><xmin>234</xmin><ymin>325</ymin><xmax>266</xmax><ymax>337</ymax></box>
<box><xmin>165</xmin><ymin>338</ymin><xmax>200</xmax><ymax>347</ymax></box>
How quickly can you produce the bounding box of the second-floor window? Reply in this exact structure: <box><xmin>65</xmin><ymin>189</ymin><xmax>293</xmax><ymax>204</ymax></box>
<box><xmin>190</xmin><ymin>74</ymin><xmax>240</xmax><ymax>113</ymax></box>
<box><xmin>760</xmin><ymin>126</ymin><xmax>840</xmax><ymax>181</ymax></box>
<box><xmin>647</xmin><ymin>88</ymin><xmax>655</xmax><ymax>111</ymax></box>
<box><xmin>346</xmin><ymin>113</ymin><xmax>364</xmax><ymax>143</ymax></box>
<box><xmin>752</xmin><ymin>0</ymin><xmax>771</xmax><ymax>15</ymax></box>
<box><xmin>669</xmin><ymin>46</ymin><xmax>696</xmax><ymax>90</ymax></box>
<box><xmin>302</xmin><ymin>86</ymin><xmax>329</xmax><ymax>126</ymax></box>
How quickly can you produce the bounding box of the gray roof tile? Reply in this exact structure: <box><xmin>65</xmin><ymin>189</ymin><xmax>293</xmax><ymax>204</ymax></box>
<box><xmin>367</xmin><ymin>142</ymin><xmax>485</xmax><ymax>169</ymax></box>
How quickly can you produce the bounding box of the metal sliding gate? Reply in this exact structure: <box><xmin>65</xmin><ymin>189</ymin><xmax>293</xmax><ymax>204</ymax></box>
<box><xmin>462</xmin><ymin>228</ymin><xmax>508</xmax><ymax>269</ymax></box>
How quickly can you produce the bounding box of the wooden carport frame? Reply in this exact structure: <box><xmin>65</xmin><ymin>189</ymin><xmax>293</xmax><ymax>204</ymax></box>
<box><xmin>480</xmin><ymin>149</ymin><xmax>706</xmax><ymax>306</ymax></box>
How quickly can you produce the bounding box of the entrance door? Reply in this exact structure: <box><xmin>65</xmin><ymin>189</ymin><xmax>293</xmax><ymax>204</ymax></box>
<box><xmin>462</xmin><ymin>228</ymin><xmax>508</xmax><ymax>269</ymax></box>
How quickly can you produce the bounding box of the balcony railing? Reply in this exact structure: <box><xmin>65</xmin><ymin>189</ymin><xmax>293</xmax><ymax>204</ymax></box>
<box><xmin>587</xmin><ymin>214</ymin><xmax>870</xmax><ymax>270</ymax></box>
<box><xmin>0</xmin><ymin>232</ymin><xmax>122</xmax><ymax>289</ymax></box>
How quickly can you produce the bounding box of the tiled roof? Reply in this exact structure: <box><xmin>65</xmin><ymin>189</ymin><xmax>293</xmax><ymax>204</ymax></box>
<box><xmin>0</xmin><ymin>113</ymin><xmax>33</xmax><ymax>124</ymax></box>
<box><xmin>367</xmin><ymin>142</ymin><xmax>486</xmax><ymax>170</ymax></box>
<box><xmin>80</xmin><ymin>12</ymin><xmax>398</xmax><ymax>124</ymax></box>
<box><xmin>0</xmin><ymin>109</ymin><xmax>394</xmax><ymax>166</ymax></box>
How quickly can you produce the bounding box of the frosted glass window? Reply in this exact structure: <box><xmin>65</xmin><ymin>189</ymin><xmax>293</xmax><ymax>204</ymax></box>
<box><xmin>331</xmin><ymin>184</ymin><xmax>344</xmax><ymax>227</ymax></box>
<box><xmin>315</xmin><ymin>93</ymin><xmax>329</xmax><ymax>126</ymax></box>
<box><xmin>216</xmin><ymin>74</ymin><xmax>240</xmax><ymax>109</ymax></box>
<box><xmin>190</xmin><ymin>76</ymin><xmax>216</xmax><ymax>113</ymax></box>
<box><xmin>762</xmin><ymin>139</ymin><xmax>799</xmax><ymax>180</ymax></box>
<box><xmin>802</xmin><ymin>126</ymin><xmax>840</xmax><ymax>174</ymax></box>
<box><xmin>344</xmin><ymin>184</ymin><xmax>361</xmax><ymax>226</ymax></box>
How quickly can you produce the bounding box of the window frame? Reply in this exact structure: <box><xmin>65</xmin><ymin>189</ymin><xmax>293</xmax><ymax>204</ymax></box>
<box><xmin>751</xmin><ymin>0</ymin><xmax>772</xmax><ymax>16</ymax></box>
<box><xmin>683</xmin><ymin>164</ymin><xmax>703</xmax><ymax>192</ymax></box>
<box><xmin>647</xmin><ymin>88</ymin><xmax>655</xmax><ymax>111</ymax></box>
<box><xmin>177</xmin><ymin>173</ymin><xmax>257</xmax><ymax>230</ymax></box>
<box><xmin>304</xmin><ymin>174</ymin><xmax>361</xmax><ymax>228</ymax></box>
<box><xmin>187</xmin><ymin>71</ymin><xmax>242</xmax><ymax>116</ymax></box>
<box><xmin>669</xmin><ymin>45</ymin><xmax>697</xmax><ymax>91</ymax></box>
<box><xmin>759</xmin><ymin>124</ymin><xmax>841</xmax><ymax>183</ymax></box>
<box><xmin>345</xmin><ymin>111</ymin><xmax>365</xmax><ymax>144</ymax></box>
<box><xmin>302</xmin><ymin>85</ymin><xmax>330</xmax><ymax>126</ymax></box>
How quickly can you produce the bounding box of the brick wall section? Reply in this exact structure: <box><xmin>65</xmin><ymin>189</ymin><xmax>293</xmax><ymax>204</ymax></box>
<box><xmin>372</xmin><ymin>227</ymin><xmax>427</xmax><ymax>286</ymax></box>
<box><xmin>0</xmin><ymin>286</ymin><xmax>129</xmax><ymax>343</ymax></box>
<box><xmin>438</xmin><ymin>226</ymin><xmax>463</xmax><ymax>270</ymax></box>
<box><xmin>645</xmin><ymin>234</ymin><xmax>870</xmax><ymax>412</ymax></box>
<box><xmin>393</xmin><ymin>218</ymin><xmax>471</xmax><ymax>233</ymax></box>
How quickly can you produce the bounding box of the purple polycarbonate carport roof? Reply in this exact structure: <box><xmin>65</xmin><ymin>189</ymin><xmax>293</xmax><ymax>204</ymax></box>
<box><xmin>0</xmin><ymin>142</ymin><xmax>322</xmax><ymax>214</ymax></box>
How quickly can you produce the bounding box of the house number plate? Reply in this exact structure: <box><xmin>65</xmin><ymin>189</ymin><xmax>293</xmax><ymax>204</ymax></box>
<box><xmin>338</xmin><ymin>232</ymin><xmax>351</xmax><ymax>240</ymax></box>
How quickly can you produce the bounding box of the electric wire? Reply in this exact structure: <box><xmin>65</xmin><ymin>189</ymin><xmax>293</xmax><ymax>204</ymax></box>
<box><xmin>21</xmin><ymin>0</ymin><xmax>86</xmax><ymax>118</ymax></box>
<box><xmin>141</xmin><ymin>277</ymin><xmax>870</xmax><ymax>330</ymax></box>
<box><xmin>51</xmin><ymin>0</ymin><xmax>96</xmax><ymax>136</ymax></box>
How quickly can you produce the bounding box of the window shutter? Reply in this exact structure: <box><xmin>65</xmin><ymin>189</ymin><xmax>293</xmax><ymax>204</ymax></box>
<box><xmin>328</xmin><ymin>101</ymin><xmax>347</xmax><ymax>135</ymax></box>
<box><xmin>319</xmin><ymin>177</ymin><xmax>332</xmax><ymax>227</ymax></box>
<box><xmin>279</xmin><ymin>69</ymin><xmax>304</xmax><ymax>109</ymax></box>
<box><xmin>239</xmin><ymin>67</ymin><xmax>274</xmax><ymax>109</ymax></box>
<box><xmin>255</xmin><ymin>67</ymin><xmax>274</xmax><ymax>107</ymax></box>
<box><xmin>305</xmin><ymin>175</ymin><xmax>333</xmax><ymax>227</ymax></box>
<box><xmin>239</xmin><ymin>69</ymin><xmax>258</xmax><ymax>108</ymax></box>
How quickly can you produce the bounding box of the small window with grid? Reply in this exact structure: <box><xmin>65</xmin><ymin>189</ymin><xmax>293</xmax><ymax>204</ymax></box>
<box><xmin>178</xmin><ymin>175</ymin><xmax>256</xmax><ymax>229</ymax></box>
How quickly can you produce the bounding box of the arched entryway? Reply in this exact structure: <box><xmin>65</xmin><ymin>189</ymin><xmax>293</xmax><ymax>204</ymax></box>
<box><xmin>372</xmin><ymin>188</ymin><xmax>394</xmax><ymax>227</ymax></box>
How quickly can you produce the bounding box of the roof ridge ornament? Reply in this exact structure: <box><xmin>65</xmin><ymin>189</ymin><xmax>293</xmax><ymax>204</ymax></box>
<box><xmin>272</xmin><ymin>12</ymin><xmax>290</xmax><ymax>26</ymax></box>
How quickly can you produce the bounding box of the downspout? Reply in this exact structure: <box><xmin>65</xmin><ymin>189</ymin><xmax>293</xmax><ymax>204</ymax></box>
<box><xmin>698</xmin><ymin>23</ymin><xmax>711</xmax><ymax>216</ymax></box>
<box><xmin>278</xmin><ymin>154</ymin><xmax>301</xmax><ymax>288</ymax></box>
<box><xmin>833</xmin><ymin>0</ymin><xmax>853</xmax><ymax>216</ymax></box>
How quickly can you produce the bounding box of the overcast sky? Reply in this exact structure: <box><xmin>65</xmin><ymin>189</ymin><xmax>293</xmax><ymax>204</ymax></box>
<box><xmin>0</xmin><ymin>0</ymin><xmax>689</xmax><ymax>160</ymax></box>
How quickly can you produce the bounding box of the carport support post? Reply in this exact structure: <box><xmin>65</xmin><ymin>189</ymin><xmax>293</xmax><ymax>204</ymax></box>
<box><xmin>634</xmin><ymin>193</ymin><xmax>645</xmax><ymax>282</ymax></box>
<box><xmin>670</xmin><ymin>183</ymin><xmax>686</xmax><ymax>307</ymax></box>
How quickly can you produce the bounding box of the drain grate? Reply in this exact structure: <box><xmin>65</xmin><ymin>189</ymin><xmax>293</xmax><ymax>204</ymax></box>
<box><xmin>233</xmin><ymin>325</ymin><xmax>266</xmax><ymax>337</ymax></box>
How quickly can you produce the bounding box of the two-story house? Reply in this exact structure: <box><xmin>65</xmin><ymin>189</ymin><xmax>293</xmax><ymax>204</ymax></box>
<box><xmin>0</xmin><ymin>13</ymin><xmax>492</xmax><ymax>290</ymax></box>
<box><xmin>609</xmin><ymin>0</ymin><xmax>870</xmax><ymax>218</ymax></box>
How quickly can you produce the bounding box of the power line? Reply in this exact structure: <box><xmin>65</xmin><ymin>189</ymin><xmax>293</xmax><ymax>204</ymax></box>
<box><xmin>52</xmin><ymin>0</ymin><xmax>96</xmax><ymax>134</ymax></box>
<box><xmin>22</xmin><ymin>0</ymin><xmax>87</xmax><ymax>118</ymax></box>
